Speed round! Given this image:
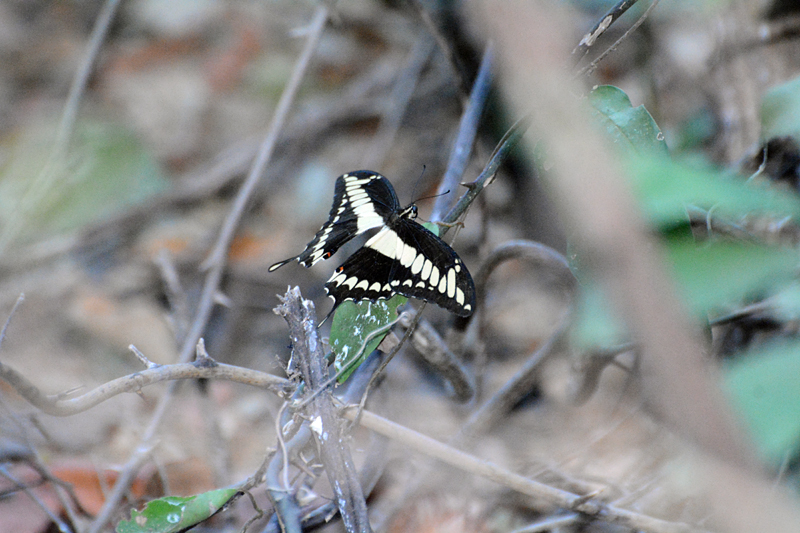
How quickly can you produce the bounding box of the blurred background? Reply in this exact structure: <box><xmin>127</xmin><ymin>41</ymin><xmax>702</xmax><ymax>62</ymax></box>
<box><xmin>1</xmin><ymin>0</ymin><xmax>799</xmax><ymax>531</ymax></box>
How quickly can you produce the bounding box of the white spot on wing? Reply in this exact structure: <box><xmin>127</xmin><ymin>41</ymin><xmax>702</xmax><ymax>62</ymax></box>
<box><xmin>369</xmin><ymin>282</ymin><xmax>381</xmax><ymax>292</ymax></box>
<box><xmin>430</xmin><ymin>266</ymin><xmax>440</xmax><ymax>286</ymax></box>
<box><xmin>400</xmin><ymin>244</ymin><xmax>416</xmax><ymax>267</ymax></box>
<box><xmin>421</xmin><ymin>259</ymin><xmax>432</xmax><ymax>280</ymax></box>
<box><xmin>411</xmin><ymin>254</ymin><xmax>425</xmax><ymax>274</ymax></box>
<box><xmin>438</xmin><ymin>276</ymin><xmax>447</xmax><ymax>293</ymax></box>
<box><xmin>447</xmin><ymin>269</ymin><xmax>456</xmax><ymax>298</ymax></box>
<box><xmin>456</xmin><ymin>288</ymin><xmax>465</xmax><ymax>305</ymax></box>
<box><xmin>356</xmin><ymin>279</ymin><xmax>369</xmax><ymax>290</ymax></box>
<box><xmin>366</xmin><ymin>227</ymin><xmax>399</xmax><ymax>258</ymax></box>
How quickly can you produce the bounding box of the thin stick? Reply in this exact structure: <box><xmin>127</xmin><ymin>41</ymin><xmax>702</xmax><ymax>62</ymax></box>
<box><xmin>575</xmin><ymin>0</ymin><xmax>661</xmax><ymax>78</ymax></box>
<box><xmin>0</xmin><ymin>358</ymin><xmax>289</xmax><ymax>417</ymax></box>
<box><xmin>54</xmin><ymin>0</ymin><xmax>122</xmax><ymax>153</ymax></box>
<box><xmin>344</xmin><ymin>407</ymin><xmax>706</xmax><ymax>533</ymax></box>
<box><xmin>0</xmin><ymin>294</ymin><xmax>25</xmax><ymax>348</ymax></box>
<box><xmin>432</xmin><ymin>42</ymin><xmax>494</xmax><ymax>222</ymax></box>
<box><xmin>202</xmin><ymin>5</ymin><xmax>329</xmax><ymax>272</ymax></box>
<box><xmin>572</xmin><ymin>0</ymin><xmax>640</xmax><ymax>60</ymax></box>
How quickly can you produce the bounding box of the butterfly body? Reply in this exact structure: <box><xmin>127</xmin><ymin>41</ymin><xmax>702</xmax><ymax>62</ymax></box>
<box><xmin>270</xmin><ymin>171</ymin><xmax>475</xmax><ymax>317</ymax></box>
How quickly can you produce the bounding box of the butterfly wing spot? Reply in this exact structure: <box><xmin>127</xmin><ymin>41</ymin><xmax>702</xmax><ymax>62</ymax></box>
<box><xmin>399</xmin><ymin>244</ymin><xmax>416</xmax><ymax>268</ymax></box>
<box><xmin>403</xmin><ymin>279</ymin><xmax>413</xmax><ymax>287</ymax></box>
<box><xmin>369</xmin><ymin>282</ymin><xmax>382</xmax><ymax>292</ymax></box>
<box><xmin>411</xmin><ymin>254</ymin><xmax>425</xmax><ymax>275</ymax></box>
<box><xmin>355</xmin><ymin>279</ymin><xmax>369</xmax><ymax>291</ymax></box>
<box><xmin>430</xmin><ymin>266</ymin><xmax>439</xmax><ymax>286</ymax></box>
<box><xmin>447</xmin><ymin>269</ymin><xmax>456</xmax><ymax>299</ymax></box>
<box><xmin>365</xmin><ymin>227</ymin><xmax>397</xmax><ymax>257</ymax></box>
<box><xmin>456</xmin><ymin>288</ymin><xmax>465</xmax><ymax>305</ymax></box>
<box><xmin>421</xmin><ymin>259</ymin><xmax>432</xmax><ymax>281</ymax></box>
<box><xmin>329</xmin><ymin>272</ymin><xmax>347</xmax><ymax>285</ymax></box>
<box><xmin>438</xmin><ymin>277</ymin><xmax>447</xmax><ymax>294</ymax></box>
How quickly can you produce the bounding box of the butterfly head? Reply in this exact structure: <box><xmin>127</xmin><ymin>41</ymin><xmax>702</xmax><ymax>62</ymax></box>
<box><xmin>399</xmin><ymin>204</ymin><xmax>418</xmax><ymax>221</ymax></box>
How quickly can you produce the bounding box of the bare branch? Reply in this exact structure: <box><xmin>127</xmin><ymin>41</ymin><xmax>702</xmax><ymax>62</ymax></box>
<box><xmin>441</xmin><ymin>114</ymin><xmax>532</xmax><ymax>228</ymax></box>
<box><xmin>344</xmin><ymin>406</ymin><xmax>707</xmax><ymax>533</ymax></box>
<box><xmin>275</xmin><ymin>287</ymin><xmax>372</xmax><ymax>533</ymax></box>
<box><xmin>0</xmin><ymin>359</ymin><xmax>289</xmax><ymax>417</ymax></box>
<box><xmin>575</xmin><ymin>0</ymin><xmax>661</xmax><ymax>78</ymax></box>
<box><xmin>572</xmin><ymin>0</ymin><xmax>641</xmax><ymax>60</ymax></box>
<box><xmin>398</xmin><ymin>308</ymin><xmax>475</xmax><ymax>402</ymax></box>
<box><xmin>432</xmin><ymin>43</ymin><xmax>495</xmax><ymax>222</ymax></box>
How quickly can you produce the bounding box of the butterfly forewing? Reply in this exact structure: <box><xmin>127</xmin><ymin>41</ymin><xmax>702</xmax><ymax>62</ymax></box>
<box><xmin>325</xmin><ymin>219</ymin><xmax>475</xmax><ymax>316</ymax></box>
<box><xmin>269</xmin><ymin>171</ymin><xmax>400</xmax><ymax>271</ymax></box>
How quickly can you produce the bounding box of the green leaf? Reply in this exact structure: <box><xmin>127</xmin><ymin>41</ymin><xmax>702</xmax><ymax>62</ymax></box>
<box><xmin>0</xmin><ymin>119</ymin><xmax>168</xmax><ymax>243</ymax></box>
<box><xmin>723</xmin><ymin>341</ymin><xmax>800</xmax><ymax>464</ymax></box>
<box><xmin>626</xmin><ymin>154</ymin><xmax>800</xmax><ymax>229</ymax></box>
<box><xmin>116</xmin><ymin>489</ymin><xmax>238</xmax><ymax>533</ymax></box>
<box><xmin>571</xmin><ymin>234</ymin><xmax>798</xmax><ymax>349</ymax></box>
<box><xmin>589</xmin><ymin>85</ymin><xmax>669</xmax><ymax>156</ymax></box>
<box><xmin>665</xmin><ymin>233</ymin><xmax>799</xmax><ymax>316</ymax></box>
<box><xmin>762</xmin><ymin>74</ymin><xmax>800</xmax><ymax>140</ymax></box>
<box><xmin>330</xmin><ymin>296</ymin><xmax>406</xmax><ymax>383</ymax></box>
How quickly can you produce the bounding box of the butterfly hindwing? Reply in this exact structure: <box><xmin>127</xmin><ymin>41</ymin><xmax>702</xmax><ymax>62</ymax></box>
<box><xmin>269</xmin><ymin>171</ymin><xmax>400</xmax><ymax>271</ymax></box>
<box><xmin>325</xmin><ymin>220</ymin><xmax>475</xmax><ymax>316</ymax></box>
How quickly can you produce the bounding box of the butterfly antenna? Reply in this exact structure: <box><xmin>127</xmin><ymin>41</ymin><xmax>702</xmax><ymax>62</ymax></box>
<box><xmin>409</xmin><ymin>165</ymin><xmax>427</xmax><ymax>203</ymax></box>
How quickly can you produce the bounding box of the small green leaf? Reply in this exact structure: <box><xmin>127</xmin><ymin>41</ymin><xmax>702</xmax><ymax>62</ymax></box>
<box><xmin>330</xmin><ymin>296</ymin><xmax>406</xmax><ymax>383</ymax></box>
<box><xmin>116</xmin><ymin>489</ymin><xmax>238</xmax><ymax>533</ymax></box>
<box><xmin>589</xmin><ymin>85</ymin><xmax>669</xmax><ymax>156</ymax></box>
<box><xmin>762</xmin><ymin>74</ymin><xmax>800</xmax><ymax>140</ymax></box>
<box><xmin>723</xmin><ymin>341</ymin><xmax>800</xmax><ymax>464</ymax></box>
